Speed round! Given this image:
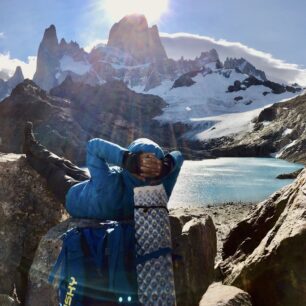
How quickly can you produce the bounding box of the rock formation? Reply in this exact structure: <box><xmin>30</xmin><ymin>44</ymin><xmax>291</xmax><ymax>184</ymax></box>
<box><xmin>0</xmin><ymin>294</ymin><xmax>19</xmax><ymax>306</ymax></box>
<box><xmin>33</xmin><ymin>25</ymin><xmax>60</xmax><ymax>91</ymax></box>
<box><xmin>209</xmin><ymin>92</ymin><xmax>306</xmax><ymax>164</ymax></box>
<box><xmin>0</xmin><ymin>66</ymin><xmax>24</xmax><ymax>101</ymax></box>
<box><xmin>107</xmin><ymin>14</ymin><xmax>168</xmax><ymax>64</ymax></box>
<box><xmin>219</xmin><ymin>168</ymin><xmax>306</xmax><ymax>306</ymax></box>
<box><xmin>199</xmin><ymin>282</ymin><xmax>252</xmax><ymax>306</ymax></box>
<box><xmin>169</xmin><ymin>212</ymin><xmax>217</xmax><ymax>305</ymax></box>
<box><xmin>0</xmin><ymin>78</ymin><xmax>191</xmax><ymax>164</ymax></box>
<box><xmin>0</xmin><ymin>154</ymin><xmax>65</xmax><ymax>303</ymax></box>
<box><xmin>276</xmin><ymin>168</ymin><xmax>303</xmax><ymax>179</ymax></box>
<box><xmin>6</xmin><ymin>66</ymin><xmax>24</xmax><ymax>90</ymax></box>
<box><xmin>224</xmin><ymin>57</ymin><xmax>267</xmax><ymax>81</ymax></box>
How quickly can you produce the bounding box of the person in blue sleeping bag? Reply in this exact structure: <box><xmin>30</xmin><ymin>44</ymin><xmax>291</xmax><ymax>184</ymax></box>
<box><xmin>23</xmin><ymin>122</ymin><xmax>184</xmax><ymax>220</ymax></box>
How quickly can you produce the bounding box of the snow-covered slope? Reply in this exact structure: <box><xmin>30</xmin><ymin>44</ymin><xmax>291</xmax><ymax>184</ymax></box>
<box><xmin>133</xmin><ymin>65</ymin><xmax>300</xmax><ymax>140</ymax></box>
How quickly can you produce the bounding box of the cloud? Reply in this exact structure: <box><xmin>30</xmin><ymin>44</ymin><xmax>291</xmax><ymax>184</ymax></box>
<box><xmin>0</xmin><ymin>32</ymin><xmax>4</xmax><ymax>38</ymax></box>
<box><xmin>160</xmin><ymin>32</ymin><xmax>306</xmax><ymax>86</ymax></box>
<box><xmin>0</xmin><ymin>52</ymin><xmax>36</xmax><ymax>80</ymax></box>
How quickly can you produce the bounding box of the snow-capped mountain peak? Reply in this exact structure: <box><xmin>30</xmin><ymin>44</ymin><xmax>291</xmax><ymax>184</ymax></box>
<box><xmin>224</xmin><ymin>57</ymin><xmax>267</xmax><ymax>81</ymax></box>
<box><xmin>107</xmin><ymin>14</ymin><xmax>168</xmax><ymax>64</ymax></box>
<box><xmin>27</xmin><ymin>17</ymin><xmax>302</xmax><ymax>143</ymax></box>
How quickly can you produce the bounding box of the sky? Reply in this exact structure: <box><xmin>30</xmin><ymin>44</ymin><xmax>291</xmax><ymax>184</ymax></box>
<box><xmin>0</xmin><ymin>0</ymin><xmax>305</xmax><ymax>84</ymax></box>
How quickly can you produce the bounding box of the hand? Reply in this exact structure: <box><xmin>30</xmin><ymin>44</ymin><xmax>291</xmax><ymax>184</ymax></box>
<box><xmin>139</xmin><ymin>153</ymin><xmax>162</xmax><ymax>179</ymax></box>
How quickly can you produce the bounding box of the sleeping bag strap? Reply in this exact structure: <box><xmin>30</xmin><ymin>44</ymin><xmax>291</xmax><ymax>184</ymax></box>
<box><xmin>134</xmin><ymin>205</ymin><xmax>169</xmax><ymax>213</ymax></box>
<box><xmin>48</xmin><ymin>228</ymin><xmax>77</xmax><ymax>284</ymax></box>
<box><xmin>135</xmin><ymin>247</ymin><xmax>172</xmax><ymax>265</ymax></box>
<box><xmin>48</xmin><ymin>246</ymin><xmax>66</xmax><ymax>284</ymax></box>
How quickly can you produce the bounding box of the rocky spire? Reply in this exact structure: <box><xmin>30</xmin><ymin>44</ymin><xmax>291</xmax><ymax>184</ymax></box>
<box><xmin>7</xmin><ymin>66</ymin><xmax>24</xmax><ymax>89</ymax></box>
<box><xmin>224</xmin><ymin>57</ymin><xmax>267</xmax><ymax>81</ymax></box>
<box><xmin>33</xmin><ymin>24</ymin><xmax>60</xmax><ymax>91</ymax></box>
<box><xmin>107</xmin><ymin>14</ymin><xmax>168</xmax><ymax>64</ymax></box>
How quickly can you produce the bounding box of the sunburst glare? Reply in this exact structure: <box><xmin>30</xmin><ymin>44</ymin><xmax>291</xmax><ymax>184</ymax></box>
<box><xmin>101</xmin><ymin>0</ymin><xmax>169</xmax><ymax>24</ymax></box>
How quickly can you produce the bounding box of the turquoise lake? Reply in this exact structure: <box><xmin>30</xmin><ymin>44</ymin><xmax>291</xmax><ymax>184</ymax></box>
<box><xmin>167</xmin><ymin>157</ymin><xmax>304</xmax><ymax>208</ymax></box>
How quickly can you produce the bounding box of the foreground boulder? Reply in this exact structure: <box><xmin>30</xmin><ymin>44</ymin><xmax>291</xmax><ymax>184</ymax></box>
<box><xmin>199</xmin><ymin>282</ymin><xmax>252</xmax><ymax>306</ymax></box>
<box><xmin>170</xmin><ymin>212</ymin><xmax>217</xmax><ymax>305</ymax></box>
<box><xmin>0</xmin><ymin>295</ymin><xmax>19</xmax><ymax>306</ymax></box>
<box><xmin>220</xmin><ymin>168</ymin><xmax>306</xmax><ymax>306</ymax></box>
<box><xmin>25</xmin><ymin>214</ymin><xmax>216</xmax><ymax>306</ymax></box>
<box><xmin>0</xmin><ymin>153</ymin><xmax>65</xmax><ymax>303</ymax></box>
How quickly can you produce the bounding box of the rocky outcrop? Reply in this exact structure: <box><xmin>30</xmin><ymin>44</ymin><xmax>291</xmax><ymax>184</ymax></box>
<box><xmin>199</xmin><ymin>283</ymin><xmax>252</xmax><ymax>306</ymax></box>
<box><xmin>107</xmin><ymin>14</ymin><xmax>168</xmax><ymax>64</ymax></box>
<box><xmin>169</xmin><ymin>212</ymin><xmax>217</xmax><ymax>305</ymax></box>
<box><xmin>224</xmin><ymin>58</ymin><xmax>267</xmax><ymax>81</ymax></box>
<box><xmin>210</xmin><ymin>92</ymin><xmax>306</xmax><ymax>164</ymax></box>
<box><xmin>276</xmin><ymin>168</ymin><xmax>303</xmax><ymax>179</ymax></box>
<box><xmin>0</xmin><ymin>78</ymin><xmax>190</xmax><ymax>164</ymax></box>
<box><xmin>33</xmin><ymin>25</ymin><xmax>60</xmax><ymax>91</ymax></box>
<box><xmin>0</xmin><ymin>295</ymin><xmax>19</xmax><ymax>306</ymax></box>
<box><xmin>0</xmin><ymin>66</ymin><xmax>24</xmax><ymax>101</ymax></box>
<box><xmin>33</xmin><ymin>25</ymin><xmax>90</xmax><ymax>91</ymax></box>
<box><xmin>227</xmin><ymin>75</ymin><xmax>300</xmax><ymax>94</ymax></box>
<box><xmin>0</xmin><ymin>154</ymin><xmax>66</xmax><ymax>303</ymax></box>
<box><xmin>219</xmin><ymin>168</ymin><xmax>306</xmax><ymax>306</ymax></box>
<box><xmin>7</xmin><ymin>66</ymin><xmax>24</xmax><ymax>90</ymax></box>
<box><xmin>172</xmin><ymin>70</ymin><xmax>199</xmax><ymax>88</ymax></box>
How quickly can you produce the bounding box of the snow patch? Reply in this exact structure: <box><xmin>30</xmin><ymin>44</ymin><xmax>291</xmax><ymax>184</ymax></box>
<box><xmin>137</xmin><ymin>69</ymin><xmax>300</xmax><ymax>140</ymax></box>
<box><xmin>60</xmin><ymin>55</ymin><xmax>91</xmax><ymax>75</ymax></box>
<box><xmin>273</xmin><ymin>139</ymin><xmax>298</xmax><ymax>158</ymax></box>
<box><xmin>282</xmin><ymin>128</ymin><xmax>293</xmax><ymax>136</ymax></box>
<box><xmin>193</xmin><ymin>107</ymin><xmax>262</xmax><ymax>140</ymax></box>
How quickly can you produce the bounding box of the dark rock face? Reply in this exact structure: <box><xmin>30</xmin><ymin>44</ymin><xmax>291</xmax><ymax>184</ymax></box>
<box><xmin>107</xmin><ymin>14</ymin><xmax>168</xmax><ymax>64</ymax></box>
<box><xmin>0</xmin><ymin>295</ymin><xmax>19</xmax><ymax>306</ymax></box>
<box><xmin>257</xmin><ymin>107</ymin><xmax>278</xmax><ymax>121</ymax></box>
<box><xmin>172</xmin><ymin>70</ymin><xmax>200</xmax><ymax>88</ymax></box>
<box><xmin>0</xmin><ymin>78</ymin><xmax>190</xmax><ymax>164</ymax></box>
<box><xmin>199</xmin><ymin>282</ymin><xmax>252</xmax><ymax>306</ymax></box>
<box><xmin>169</xmin><ymin>212</ymin><xmax>217</xmax><ymax>306</ymax></box>
<box><xmin>0</xmin><ymin>154</ymin><xmax>65</xmax><ymax>304</ymax></box>
<box><xmin>0</xmin><ymin>79</ymin><xmax>89</xmax><ymax>164</ymax></box>
<box><xmin>219</xmin><ymin>169</ymin><xmax>306</xmax><ymax>306</ymax></box>
<box><xmin>209</xmin><ymin>93</ymin><xmax>306</xmax><ymax>164</ymax></box>
<box><xmin>276</xmin><ymin>168</ymin><xmax>303</xmax><ymax>179</ymax></box>
<box><xmin>227</xmin><ymin>75</ymin><xmax>300</xmax><ymax>94</ymax></box>
<box><xmin>224</xmin><ymin>58</ymin><xmax>267</xmax><ymax>81</ymax></box>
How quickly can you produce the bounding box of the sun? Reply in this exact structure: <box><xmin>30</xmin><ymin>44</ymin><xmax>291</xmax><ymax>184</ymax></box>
<box><xmin>102</xmin><ymin>0</ymin><xmax>169</xmax><ymax>24</ymax></box>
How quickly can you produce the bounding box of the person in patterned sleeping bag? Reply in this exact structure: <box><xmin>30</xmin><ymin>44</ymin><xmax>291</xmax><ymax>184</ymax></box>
<box><xmin>23</xmin><ymin>122</ymin><xmax>184</xmax><ymax>220</ymax></box>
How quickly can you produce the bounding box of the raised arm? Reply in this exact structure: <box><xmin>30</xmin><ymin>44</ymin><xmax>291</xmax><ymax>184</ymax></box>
<box><xmin>162</xmin><ymin>151</ymin><xmax>184</xmax><ymax>198</ymax></box>
<box><xmin>86</xmin><ymin>138</ymin><xmax>128</xmax><ymax>188</ymax></box>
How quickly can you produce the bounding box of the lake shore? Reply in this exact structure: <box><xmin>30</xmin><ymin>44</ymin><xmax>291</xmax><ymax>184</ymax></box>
<box><xmin>170</xmin><ymin>202</ymin><xmax>257</xmax><ymax>263</ymax></box>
